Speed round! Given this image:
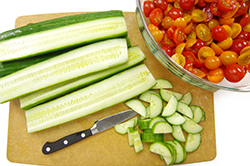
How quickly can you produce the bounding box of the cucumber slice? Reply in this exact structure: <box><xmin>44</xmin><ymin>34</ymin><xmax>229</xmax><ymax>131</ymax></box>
<box><xmin>0</xmin><ymin>38</ymin><xmax>129</xmax><ymax>104</ymax></box>
<box><xmin>180</xmin><ymin>92</ymin><xmax>193</xmax><ymax>105</ymax></box>
<box><xmin>138</xmin><ymin>90</ymin><xmax>160</xmax><ymax>103</ymax></box>
<box><xmin>134</xmin><ymin>136</ymin><xmax>144</xmax><ymax>153</ymax></box>
<box><xmin>160</xmin><ymin>89</ymin><xmax>183</xmax><ymax>102</ymax></box>
<box><xmin>152</xmin><ymin>121</ymin><xmax>172</xmax><ymax>134</ymax></box>
<box><xmin>182</xmin><ymin>117</ymin><xmax>203</xmax><ymax>134</ymax></box>
<box><xmin>161</xmin><ymin>94</ymin><xmax>178</xmax><ymax>117</ymax></box>
<box><xmin>125</xmin><ymin>99</ymin><xmax>146</xmax><ymax>117</ymax></box>
<box><xmin>151</xmin><ymin>78</ymin><xmax>173</xmax><ymax>89</ymax></box>
<box><xmin>162</xmin><ymin>142</ymin><xmax>177</xmax><ymax>165</ymax></box>
<box><xmin>172</xmin><ymin>125</ymin><xmax>186</xmax><ymax>142</ymax></box>
<box><xmin>166</xmin><ymin>112</ymin><xmax>187</xmax><ymax>125</ymax></box>
<box><xmin>140</xmin><ymin>105</ymin><xmax>150</xmax><ymax>119</ymax></box>
<box><xmin>190</xmin><ymin>105</ymin><xmax>205</xmax><ymax>123</ymax></box>
<box><xmin>149</xmin><ymin>116</ymin><xmax>166</xmax><ymax>129</ymax></box>
<box><xmin>177</xmin><ymin>102</ymin><xmax>194</xmax><ymax>119</ymax></box>
<box><xmin>141</xmin><ymin>132</ymin><xmax>164</xmax><ymax>142</ymax></box>
<box><xmin>149</xmin><ymin>94</ymin><xmax>163</xmax><ymax>118</ymax></box>
<box><xmin>149</xmin><ymin>142</ymin><xmax>173</xmax><ymax>158</ymax></box>
<box><xmin>127</xmin><ymin>128</ymin><xmax>138</xmax><ymax>146</ymax></box>
<box><xmin>114</xmin><ymin>116</ymin><xmax>138</xmax><ymax>134</ymax></box>
<box><xmin>138</xmin><ymin>119</ymin><xmax>151</xmax><ymax>129</ymax></box>
<box><xmin>20</xmin><ymin>46</ymin><xmax>146</xmax><ymax>110</ymax></box>
<box><xmin>142</xmin><ymin>129</ymin><xmax>153</xmax><ymax>133</ymax></box>
<box><xmin>25</xmin><ymin>64</ymin><xmax>156</xmax><ymax>133</ymax></box>
<box><xmin>185</xmin><ymin>133</ymin><xmax>202</xmax><ymax>153</ymax></box>
<box><xmin>172</xmin><ymin>140</ymin><xmax>187</xmax><ymax>164</ymax></box>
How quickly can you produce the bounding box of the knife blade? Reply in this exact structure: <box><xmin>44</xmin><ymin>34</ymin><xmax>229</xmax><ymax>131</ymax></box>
<box><xmin>42</xmin><ymin>109</ymin><xmax>137</xmax><ymax>155</ymax></box>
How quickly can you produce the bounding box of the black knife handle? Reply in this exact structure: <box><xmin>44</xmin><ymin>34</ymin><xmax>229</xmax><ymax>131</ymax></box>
<box><xmin>42</xmin><ymin>129</ymin><xmax>92</xmax><ymax>155</ymax></box>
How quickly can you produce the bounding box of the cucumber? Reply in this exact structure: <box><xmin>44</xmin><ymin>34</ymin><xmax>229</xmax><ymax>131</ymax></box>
<box><xmin>25</xmin><ymin>64</ymin><xmax>156</xmax><ymax>133</ymax></box>
<box><xmin>180</xmin><ymin>92</ymin><xmax>193</xmax><ymax>105</ymax></box>
<box><xmin>172</xmin><ymin>140</ymin><xmax>187</xmax><ymax>164</ymax></box>
<box><xmin>149</xmin><ymin>93</ymin><xmax>163</xmax><ymax>118</ymax></box>
<box><xmin>177</xmin><ymin>102</ymin><xmax>194</xmax><ymax>119</ymax></box>
<box><xmin>138</xmin><ymin>90</ymin><xmax>160</xmax><ymax>103</ymax></box>
<box><xmin>190</xmin><ymin>105</ymin><xmax>205</xmax><ymax>123</ymax></box>
<box><xmin>149</xmin><ymin>141</ymin><xmax>173</xmax><ymax>158</ymax></box>
<box><xmin>128</xmin><ymin>128</ymin><xmax>143</xmax><ymax>153</ymax></box>
<box><xmin>138</xmin><ymin>119</ymin><xmax>151</xmax><ymax>129</ymax></box>
<box><xmin>185</xmin><ymin>133</ymin><xmax>202</xmax><ymax>153</ymax></box>
<box><xmin>182</xmin><ymin>117</ymin><xmax>203</xmax><ymax>134</ymax></box>
<box><xmin>160</xmin><ymin>89</ymin><xmax>183</xmax><ymax>102</ymax></box>
<box><xmin>152</xmin><ymin>121</ymin><xmax>172</xmax><ymax>134</ymax></box>
<box><xmin>140</xmin><ymin>132</ymin><xmax>164</xmax><ymax>142</ymax></box>
<box><xmin>172</xmin><ymin>125</ymin><xmax>186</xmax><ymax>142</ymax></box>
<box><xmin>166</xmin><ymin>112</ymin><xmax>187</xmax><ymax>125</ymax></box>
<box><xmin>125</xmin><ymin>99</ymin><xmax>146</xmax><ymax>117</ymax></box>
<box><xmin>141</xmin><ymin>105</ymin><xmax>150</xmax><ymax>119</ymax></box>
<box><xmin>114</xmin><ymin>116</ymin><xmax>138</xmax><ymax>135</ymax></box>
<box><xmin>0</xmin><ymin>10</ymin><xmax>128</xmax><ymax>62</ymax></box>
<box><xmin>162</xmin><ymin>142</ymin><xmax>177</xmax><ymax>165</ymax></box>
<box><xmin>151</xmin><ymin>78</ymin><xmax>173</xmax><ymax>89</ymax></box>
<box><xmin>161</xmin><ymin>94</ymin><xmax>178</xmax><ymax>117</ymax></box>
<box><xmin>20</xmin><ymin>46</ymin><xmax>145</xmax><ymax>110</ymax></box>
<box><xmin>149</xmin><ymin>116</ymin><xmax>166</xmax><ymax>129</ymax></box>
<box><xmin>0</xmin><ymin>38</ymin><xmax>128</xmax><ymax>104</ymax></box>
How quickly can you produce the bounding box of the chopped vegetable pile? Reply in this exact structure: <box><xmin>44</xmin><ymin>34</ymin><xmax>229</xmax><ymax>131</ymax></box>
<box><xmin>143</xmin><ymin>0</ymin><xmax>250</xmax><ymax>83</ymax></box>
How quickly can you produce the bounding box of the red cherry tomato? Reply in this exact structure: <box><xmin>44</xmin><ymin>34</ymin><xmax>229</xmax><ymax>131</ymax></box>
<box><xmin>179</xmin><ymin>0</ymin><xmax>195</xmax><ymax>11</ymax></box>
<box><xmin>234</xmin><ymin>1</ymin><xmax>248</xmax><ymax>17</ymax></box>
<box><xmin>143</xmin><ymin>1</ymin><xmax>156</xmax><ymax>17</ymax></box>
<box><xmin>153</xmin><ymin>0</ymin><xmax>168</xmax><ymax>13</ymax></box>
<box><xmin>217</xmin><ymin>0</ymin><xmax>237</xmax><ymax>13</ymax></box>
<box><xmin>182</xmin><ymin>51</ymin><xmax>205</xmax><ymax>67</ymax></box>
<box><xmin>212</xmin><ymin>25</ymin><xmax>228</xmax><ymax>42</ymax></box>
<box><xmin>167</xmin><ymin>8</ymin><xmax>184</xmax><ymax>20</ymax></box>
<box><xmin>210</xmin><ymin>2</ymin><xmax>223</xmax><ymax>17</ymax></box>
<box><xmin>197</xmin><ymin>0</ymin><xmax>207</xmax><ymax>8</ymax></box>
<box><xmin>162</xmin><ymin>46</ymin><xmax>173</xmax><ymax>56</ymax></box>
<box><xmin>236</xmin><ymin>31</ymin><xmax>250</xmax><ymax>41</ymax></box>
<box><xmin>166</xmin><ymin>25</ymin><xmax>177</xmax><ymax>39</ymax></box>
<box><xmin>192</xmin><ymin>39</ymin><xmax>206</xmax><ymax>55</ymax></box>
<box><xmin>149</xmin><ymin>8</ymin><xmax>164</xmax><ymax>26</ymax></box>
<box><xmin>224</xmin><ymin>64</ymin><xmax>246</xmax><ymax>82</ymax></box>
<box><xmin>184</xmin><ymin>60</ymin><xmax>194</xmax><ymax>72</ymax></box>
<box><xmin>239</xmin><ymin>13</ymin><xmax>250</xmax><ymax>28</ymax></box>
<box><xmin>231</xmin><ymin>39</ymin><xmax>249</xmax><ymax>54</ymax></box>
<box><xmin>203</xmin><ymin>7</ymin><xmax>214</xmax><ymax>22</ymax></box>
<box><xmin>172</xmin><ymin>27</ymin><xmax>185</xmax><ymax>44</ymax></box>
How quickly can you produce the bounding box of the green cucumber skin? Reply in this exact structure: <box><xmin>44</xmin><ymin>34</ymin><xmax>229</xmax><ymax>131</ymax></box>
<box><xmin>25</xmin><ymin>64</ymin><xmax>156</xmax><ymax>133</ymax></box>
<box><xmin>0</xmin><ymin>10</ymin><xmax>124</xmax><ymax>41</ymax></box>
<box><xmin>20</xmin><ymin>46</ymin><xmax>146</xmax><ymax>110</ymax></box>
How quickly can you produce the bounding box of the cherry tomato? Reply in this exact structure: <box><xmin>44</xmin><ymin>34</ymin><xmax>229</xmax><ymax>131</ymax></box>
<box><xmin>172</xmin><ymin>27</ymin><xmax>185</xmax><ymax>44</ymax></box>
<box><xmin>179</xmin><ymin>0</ymin><xmax>195</xmax><ymax>11</ymax></box>
<box><xmin>197</xmin><ymin>0</ymin><xmax>207</xmax><ymax>8</ymax></box>
<box><xmin>149</xmin><ymin>8</ymin><xmax>164</xmax><ymax>26</ymax></box>
<box><xmin>185</xmin><ymin>38</ymin><xmax>197</xmax><ymax>49</ymax></box>
<box><xmin>210</xmin><ymin>2</ymin><xmax>223</xmax><ymax>16</ymax></box>
<box><xmin>237</xmin><ymin>51</ymin><xmax>250</xmax><ymax>66</ymax></box>
<box><xmin>151</xmin><ymin>30</ymin><xmax>164</xmax><ymax>43</ymax></box>
<box><xmin>234</xmin><ymin>1</ymin><xmax>248</xmax><ymax>17</ymax></box>
<box><xmin>195</xmin><ymin>23</ymin><xmax>212</xmax><ymax>42</ymax></box>
<box><xmin>217</xmin><ymin>0</ymin><xmax>237</xmax><ymax>13</ymax></box>
<box><xmin>231</xmin><ymin>39</ymin><xmax>249</xmax><ymax>54</ymax></box>
<box><xmin>166</xmin><ymin>25</ymin><xmax>177</xmax><ymax>39</ymax></box>
<box><xmin>208</xmin><ymin>19</ymin><xmax>220</xmax><ymax>30</ymax></box>
<box><xmin>207</xmin><ymin>68</ymin><xmax>225</xmax><ymax>83</ymax></box>
<box><xmin>198</xmin><ymin>46</ymin><xmax>215</xmax><ymax>62</ymax></box>
<box><xmin>231</xmin><ymin>23</ymin><xmax>242</xmax><ymax>39</ymax></box>
<box><xmin>217</xmin><ymin>37</ymin><xmax>233</xmax><ymax>50</ymax></box>
<box><xmin>211</xmin><ymin>25</ymin><xmax>228</xmax><ymax>42</ymax></box>
<box><xmin>236</xmin><ymin>31</ymin><xmax>250</xmax><ymax>41</ymax></box>
<box><xmin>184</xmin><ymin>60</ymin><xmax>193</xmax><ymax>72</ymax></box>
<box><xmin>211</xmin><ymin>42</ymin><xmax>224</xmax><ymax>55</ymax></box>
<box><xmin>239</xmin><ymin>13</ymin><xmax>250</xmax><ymax>28</ymax></box>
<box><xmin>175</xmin><ymin>43</ymin><xmax>186</xmax><ymax>53</ymax></box>
<box><xmin>173</xmin><ymin>17</ymin><xmax>187</xmax><ymax>29</ymax></box>
<box><xmin>203</xmin><ymin>7</ymin><xmax>213</xmax><ymax>22</ymax></box>
<box><xmin>161</xmin><ymin>33</ymin><xmax>176</xmax><ymax>48</ymax></box>
<box><xmin>183</xmin><ymin>50</ymin><xmax>205</xmax><ymax>67</ymax></box>
<box><xmin>224</xmin><ymin>64</ymin><xmax>246</xmax><ymax>82</ymax></box>
<box><xmin>148</xmin><ymin>24</ymin><xmax>159</xmax><ymax>33</ymax></box>
<box><xmin>205</xmin><ymin>56</ymin><xmax>221</xmax><ymax>70</ymax></box>
<box><xmin>219</xmin><ymin>17</ymin><xmax>235</xmax><ymax>26</ymax></box>
<box><xmin>172</xmin><ymin>53</ymin><xmax>186</xmax><ymax>67</ymax></box>
<box><xmin>143</xmin><ymin>1</ymin><xmax>156</xmax><ymax>17</ymax></box>
<box><xmin>162</xmin><ymin>46</ymin><xmax>173</xmax><ymax>56</ymax></box>
<box><xmin>184</xmin><ymin>22</ymin><xmax>193</xmax><ymax>34</ymax></box>
<box><xmin>219</xmin><ymin>51</ymin><xmax>238</xmax><ymax>66</ymax></box>
<box><xmin>167</xmin><ymin>8</ymin><xmax>184</xmax><ymax>20</ymax></box>
<box><xmin>161</xmin><ymin>16</ymin><xmax>174</xmax><ymax>29</ymax></box>
<box><xmin>191</xmin><ymin>9</ymin><xmax>207</xmax><ymax>22</ymax></box>
<box><xmin>192</xmin><ymin>39</ymin><xmax>206</xmax><ymax>55</ymax></box>
<box><xmin>153</xmin><ymin>0</ymin><xmax>169</xmax><ymax>12</ymax></box>
<box><xmin>222</xmin><ymin>25</ymin><xmax>233</xmax><ymax>37</ymax></box>
<box><xmin>221</xmin><ymin>1</ymin><xmax>239</xmax><ymax>19</ymax></box>
<box><xmin>193</xmin><ymin>68</ymin><xmax>206</xmax><ymax>78</ymax></box>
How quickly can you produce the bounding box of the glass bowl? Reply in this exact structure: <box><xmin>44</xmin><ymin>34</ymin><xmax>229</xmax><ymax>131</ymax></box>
<box><xmin>135</xmin><ymin>0</ymin><xmax>250</xmax><ymax>92</ymax></box>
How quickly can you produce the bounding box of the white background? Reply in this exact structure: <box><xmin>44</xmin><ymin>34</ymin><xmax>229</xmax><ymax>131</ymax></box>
<box><xmin>0</xmin><ymin>0</ymin><xmax>249</xmax><ymax>166</ymax></box>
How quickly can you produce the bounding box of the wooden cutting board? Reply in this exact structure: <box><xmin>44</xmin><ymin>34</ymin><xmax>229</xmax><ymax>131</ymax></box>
<box><xmin>7</xmin><ymin>12</ymin><xmax>216</xmax><ymax>166</ymax></box>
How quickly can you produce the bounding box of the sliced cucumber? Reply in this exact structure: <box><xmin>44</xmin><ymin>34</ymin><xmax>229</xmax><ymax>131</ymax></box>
<box><xmin>134</xmin><ymin>136</ymin><xmax>144</xmax><ymax>153</ymax></box>
<box><xmin>25</xmin><ymin>64</ymin><xmax>156</xmax><ymax>133</ymax></box>
<box><xmin>138</xmin><ymin>119</ymin><xmax>151</xmax><ymax>129</ymax></box>
<box><xmin>127</xmin><ymin>127</ymin><xmax>143</xmax><ymax>153</ymax></box>
<box><xmin>190</xmin><ymin>105</ymin><xmax>205</xmax><ymax>123</ymax></box>
<box><xmin>149</xmin><ymin>116</ymin><xmax>166</xmax><ymax>129</ymax></box>
<box><xmin>172</xmin><ymin>140</ymin><xmax>187</xmax><ymax>164</ymax></box>
<box><xmin>162</xmin><ymin>142</ymin><xmax>177</xmax><ymax>165</ymax></box>
<box><xmin>0</xmin><ymin>38</ymin><xmax>129</xmax><ymax>104</ymax></box>
<box><xmin>20</xmin><ymin>46</ymin><xmax>146</xmax><ymax>110</ymax></box>
<box><xmin>0</xmin><ymin>10</ymin><xmax>128</xmax><ymax>62</ymax></box>
<box><xmin>142</xmin><ymin>129</ymin><xmax>153</xmax><ymax>133</ymax></box>
<box><xmin>125</xmin><ymin>99</ymin><xmax>146</xmax><ymax>117</ymax></box>
<box><xmin>177</xmin><ymin>102</ymin><xmax>194</xmax><ymax>119</ymax></box>
<box><xmin>149</xmin><ymin>141</ymin><xmax>173</xmax><ymax>158</ymax></box>
<box><xmin>185</xmin><ymin>133</ymin><xmax>202</xmax><ymax>153</ymax></box>
<box><xmin>138</xmin><ymin>90</ymin><xmax>160</xmax><ymax>103</ymax></box>
<box><xmin>182</xmin><ymin>117</ymin><xmax>203</xmax><ymax>134</ymax></box>
<box><xmin>149</xmin><ymin>94</ymin><xmax>163</xmax><ymax>118</ymax></box>
<box><xmin>172</xmin><ymin>125</ymin><xmax>186</xmax><ymax>142</ymax></box>
<box><xmin>161</xmin><ymin>94</ymin><xmax>178</xmax><ymax>117</ymax></box>
<box><xmin>152</xmin><ymin>121</ymin><xmax>172</xmax><ymax>134</ymax></box>
<box><xmin>114</xmin><ymin>116</ymin><xmax>138</xmax><ymax>134</ymax></box>
<box><xmin>140</xmin><ymin>132</ymin><xmax>164</xmax><ymax>142</ymax></box>
<box><xmin>151</xmin><ymin>78</ymin><xmax>173</xmax><ymax>89</ymax></box>
<box><xmin>180</xmin><ymin>92</ymin><xmax>193</xmax><ymax>105</ymax></box>
<box><xmin>166</xmin><ymin>112</ymin><xmax>187</xmax><ymax>125</ymax></box>
<box><xmin>160</xmin><ymin>89</ymin><xmax>183</xmax><ymax>102</ymax></box>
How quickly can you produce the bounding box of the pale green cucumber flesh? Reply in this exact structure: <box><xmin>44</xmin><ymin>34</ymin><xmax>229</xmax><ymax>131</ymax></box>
<box><xmin>149</xmin><ymin>94</ymin><xmax>163</xmax><ymax>118</ymax></box>
<box><xmin>149</xmin><ymin>117</ymin><xmax>166</xmax><ymax>129</ymax></box>
<box><xmin>125</xmin><ymin>99</ymin><xmax>146</xmax><ymax>117</ymax></box>
<box><xmin>152</xmin><ymin>121</ymin><xmax>172</xmax><ymax>134</ymax></box>
<box><xmin>177</xmin><ymin>102</ymin><xmax>194</xmax><ymax>119</ymax></box>
<box><xmin>114</xmin><ymin>116</ymin><xmax>138</xmax><ymax>135</ymax></box>
<box><xmin>166</xmin><ymin>112</ymin><xmax>187</xmax><ymax>125</ymax></box>
<box><xmin>151</xmin><ymin>78</ymin><xmax>173</xmax><ymax>89</ymax></box>
<box><xmin>180</xmin><ymin>92</ymin><xmax>193</xmax><ymax>105</ymax></box>
<box><xmin>163</xmin><ymin>142</ymin><xmax>177</xmax><ymax>165</ymax></box>
<box><xmin>128</xmin><ymin>128</ymin><xmax>139</xmax><ymax>146</ymax></box>
<box><xmin>160</xmin><ymin>89</ymin><xmax>183</xmax><ymax>102</ymax></box>
<box><xmin>25</xmin><ymin>64</ymin><xmax>156</xmax><ymax>133</ymax></box>
<box><xmin>182</xmin><ymin>117</ymin><xmax>203</xmax><ymax>134</ymax></box>
<box><xmin>173</xmin><ymin>140</ymin><xmax>187</xmax><ymax>164</ymax></box>
<box><xmin>190</xmin><ymin>105</ymin><xmax>205</xmax><ymax>123</ymax></box>
<box><xmin>161</xmin><ymin>94</ymin><xmax>178</xmax><ymax>117</ymax></box>
<box><xmin>149</xmin><ymin>142</ymin><xmax>172</xmax><ymax>158</ymax></box>
<box><xmin>138</xmin><ymin>90</ymin><xmax>160</xmax><ymax>103</ymax></box>
<box><xmin>0</xmin><ymin>16</ymin><xmax>127</xmax><ymax>62</ymax></box>
<box><xmin>172</xmin><ymin>125</ymin><xmax>186</xmax><ymax>142</ymax></box>
<box><xmin>0</xmin><ymin>38</ymin><xmax>128</xmax><ymax>104</ymax></box>
<box><xmin>185</xmin><ymin>133</ymin><xmax>202</xmax><ymax>153</ymax></box>
<box><xmin>20</xmin><ymin>46</ymin><xmax>145</xmax><ymax>110</ymax></box>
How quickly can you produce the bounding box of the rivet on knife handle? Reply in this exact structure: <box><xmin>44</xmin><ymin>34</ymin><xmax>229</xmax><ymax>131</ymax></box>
<box><xmin>42</xmin><ymin>129</ymin><xmax>92</xmax><ymax>155</ymax></box>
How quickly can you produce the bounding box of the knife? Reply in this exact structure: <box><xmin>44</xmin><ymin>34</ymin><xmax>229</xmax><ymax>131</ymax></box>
<box><xmin>42</xmin><ymin>109</ymin><xmax>137</xmax><ymax>155</ymax></box>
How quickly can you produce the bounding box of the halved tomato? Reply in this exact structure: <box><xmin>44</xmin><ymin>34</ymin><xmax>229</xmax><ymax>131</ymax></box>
<box><xmin>149</xmin><ymin>8</ymin><xmax>164</xmax><ymax>26</ymax></box>
<box><xmin>196</xmin><ymin>23</ymin><xmax>212</xmax><ymax>41</ymax></box>
<box><xmin>217</xmin><ymin>0</ymin><xmax>237</xmax><ymax>13</ymax></box>
<box><xmin>172</xmin><ymin>27</ymin><xmax>185</xmax><ymax>44</ymax></box>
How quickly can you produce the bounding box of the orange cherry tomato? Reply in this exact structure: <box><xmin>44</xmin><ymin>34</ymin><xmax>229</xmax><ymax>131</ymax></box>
<box><xmin>217</xmin><ymin>37</ymin><xmax>233</xmax><ymax>50</ymax></box>
<box><xmin>148</xmin><ymin>24</ymin><xmax>159</xmax><ymax>33</ymax></box>
<box><xmin>238</xmin><ymin>51</ymin><xmax>250</xmax><ymax>66</ymax></box>
<box><xmin>186</xmin><ymin>30</ymin><xmax>197</xmax><ymax>39</ymax></box>
<box><xmin>151</xmin><ymin>30</ymin><xmax>164</xmax><ymax>43</ymax></box>
<box><xmin>211</xmin><ymin>42</ymin><xmax>224</xmax><ymax>55</ymax></box>
<box><xmin>173</xmin><ymin>17</ymin><xmax>187</xmax><ymax>29</ymax></box>
<box><xmin>240</xmin><ymin>46</ymin><xmax>250</xmax><ymax>54</ymax></box>
<box><xmin>231</xmin><ymin>23</ymin><xmax>242</xmax><ymax>39</ymax></box>
<box><xmin>186</xmin><ymin>38</ymin><xmax>197</xmax><ymax>49</ymax></box>
<box><xmin>219</xmin><ymin>51</ymin><xmax>238</xmax><ymax>66</ymax></box>
<box><xmin>195</xmin><ymin>23</ymin><xmax>212</xmax><ymax>42</ymax></box>
<box><xmin>222</xmin><ymin>25</ymin><xmax>233</xmax><ymax>37</ymax></box>
<box><xmin>219</xmin><ymin>17</ymin><xmax>235</xmax><ymax>26</ymax></box>
<box><xmin>171</xmin><ymin>53</ymin><xmax>186</xmax><ymax>67</ymax></box>
<box><xmin>243</xmin><ymin>22</ymin><xmax>250</xmax><ymax>32</ymax></box>
<box><xmin>184</xmin><ymin>22</ymin><xmax>193</xmax><ymax>34</ymax></box>
<box><xmin>208</xmin><ymin>19</ymin><xmax>220</xmax><ymax>30</ymax></box>
<box><xmin>175</xmin><ymin>43</ymin><xmax>186</xmax><ymax>54</ymax></box>
<box><xmin>221</xmin><ymin>1</ymin><xmax>239</xmax><ymax>19</ymax></box>
<box><xmin>191</xmin><ymin>9</ymin><xmax>207</xmax><ymax>22</ymax></box>
<box><xmin>161</xmin><ymin>16</ymin><xmax>174</xmax><ymax>29</ymax></box>
<box><xmin>207</xmin><ymin>68</ymin><xmax>225</xmax><ymax>83</ymax></box>
<box><xmin>193</xmin><ymin>68</ymin><xmax>206</xmax><ymax>78</ymax></box>
<box><xmin>205</xmin><ymin>56</ymin><xmax>221</xmax><ymax>70</ymax></box>
<box><xmin>198</xmin><ymin>46</ymin><xmax>215</xmax><ymax>62</ymax></box>
<box><xmin>183</xmin><ymin>14</ymin><xmax>192</xmax><ymax>23</ymax></box>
